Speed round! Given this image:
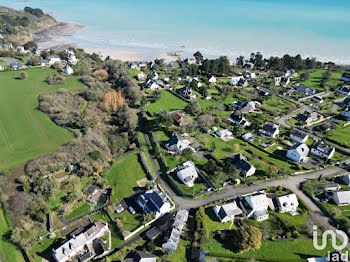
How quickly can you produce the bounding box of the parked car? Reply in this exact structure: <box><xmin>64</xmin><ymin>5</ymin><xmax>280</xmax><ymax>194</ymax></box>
<box><xmin>116</xmin><ymin>204</ymin><xmax>124</xmax><ymax>214</ymax></box>
<box><xmin>248</xmin><ymin>182</ymin><xmax>257</xmax><ymax>187</ymax></box>
<box><xmin>128</xmin><ymin>206</ymin><xmax>136</xmax><ymax>215</ymax></box>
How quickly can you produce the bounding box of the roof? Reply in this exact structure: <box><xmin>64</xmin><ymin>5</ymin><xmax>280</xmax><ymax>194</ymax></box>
<box><xmin>245</xmin><ymin>193</ymin><xmax>268</xmax><ymax>210</ymax></box>
<box><xmin>172</xmin><ymin>112</ymin><xmax>186</xmax><ymax>125</ymax></box>
<box><xmin>177</xmin><ymin>161</ymin><xmax>198</xmax><ymax>184</ymax></box>
<box><xmin>229</xmin><ymin>153</ymin><xmax>253</xmax><ymax>172</ymax></box>
<box><xmin>333</xmin><ymin>190</ymin><xmax>350</xmax><ymax>204</ymax></box>
<box><xmin>86</xmin><ymin>185</ymin><xmax>99</xmax><ymax>194</ymax></box>
<box><xmin>313</xmin><ymin>142</ymin><xmax>334</xmax><ymax>155</ymax></box>
<box><xmin>288</xmin><ymin>143</ymin><xmax>309</xmax><ymax>158</ymax></box>
<box><xmin>290</xmin><ymin>130</ymin><xmax>308</xmax><ymax>140</ymax></box>
<box><xmin>134</xmin><ymin>251</ymin><xmax>157</xmax><ymax>261</ymax></box>
<box><xmin>262</xmin><ymin>123</ymin><xmax>279</xmax><ymax>134</ymax></box>
<box><xmin>277</xmin><ymin>193</ymin><xmax>299</xmax><ymax>210</ymax></box>
<box><xmin>217</xmin><ymin>202</ymin><xmax>242</xmax><ymax>220</ymax></box>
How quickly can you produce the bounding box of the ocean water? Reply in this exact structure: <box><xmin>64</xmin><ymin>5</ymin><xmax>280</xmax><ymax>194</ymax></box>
<box><xmin>3</xmin><ymin>0</ymin><xmax>350</xmax><ymax>63</ymax></box>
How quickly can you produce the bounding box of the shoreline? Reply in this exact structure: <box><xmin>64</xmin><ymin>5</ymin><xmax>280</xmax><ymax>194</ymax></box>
<box><xmin>32</xmin><ymin>20</ymin><xmax>350</xmax><ymax>65</ymax></box>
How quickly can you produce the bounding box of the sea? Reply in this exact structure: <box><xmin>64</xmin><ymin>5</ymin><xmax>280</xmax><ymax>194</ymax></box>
<box><xmin>3</xmin><ymin>0</ymin><xmax>350</xmax><ymax>64</ymax></box>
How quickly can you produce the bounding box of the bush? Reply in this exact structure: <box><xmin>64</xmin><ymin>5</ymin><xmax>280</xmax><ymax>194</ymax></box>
<box><xmin>46</xmin><ymin>74</ymin><xmax>66</xmax><ymax>85</ymax></box>
<box><xmin>89</xmin><ymin>150</ymin><xmax>102</xmax><ymax>160</ymax></box>
<box><xmin>18</xmin><ymin>72</ymin><xmax>28</xmax><ymax>80</ymax></box>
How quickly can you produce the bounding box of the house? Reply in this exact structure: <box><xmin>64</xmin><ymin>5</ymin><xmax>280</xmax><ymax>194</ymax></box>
<box><xmin>136</xmin><ymin>73</ymin><xmax>146</xmax><ymax>80</ymax></box>
<box><xmin>242</xmin><ymin>71</ymin><xmax>256</xmax><ymax>79</ymax></box>
<box><xmin>243</xmin><ymin>193</ymin><xmax>269</xmax><ymax>221</ymax></box>
<box><xmin>243</xmin><ymin>62</ymin><xmax>254</xmax><ymax>69</ymax></box>
<box><xmin>276</xmin><ymin>193</ymin><xmax>299</xmax><ymax>213</ymax></box>
<box><xmin>242</xmin><ymin>132</ymin><xmax>254</xmax><ymax>142</ymax></box>
<box><xmin>66</xmin><ymin>49</ymin><xmax>78</xmax><ymax>64</ymax></box>
<box><xmin>163</xmin><ymin>77</ymin><xmax>170</xmax><ymax>84</ymax></box>
<box><xmin>290</xmin><ymin>130</ymin><xmax>308</xmax><ymax>143</ymax></box>
<box><xmin>48</xmin><ymin>57</ymin><xmax>61</xmax><ymax>65</ymax></box>
<box><xmin>10</xmin><ymin>62</ymin><xmax>24</xmax><ymax>70</ymax></box>
<box><xmin>126</xmin><ymin>61</ymin><xmax>137</xmax><ymax>69</ymax></box>
<box><xmin>311</xmin><ymin>96</ymin><xmax>323</xmax><ymax>104</ymax></box>
<box><xmin>332</xmin><ymin>190</ymin><xmax>350</xmax><ymax>206</ymax></box>
<box><xmin>294</xmin><ymin>85</ymin><xmax>315</xmax><ymax>95</ymax></box>
<box><xmin>343</xmin><ymin>97</ymin><xmax>350</xmax><ymax>108</ymax></box>
<box><xmin>144</xmin><ymin>77</ymin><xmax>160</xmax><ymax>90</ymax></box>
<box><xmin>32</xmin><ymin>48</ymin><xmax>41</xmax><ymax>55</ymax></box>
<box><xmin>178</xmin><ymin>87</ymin><xmax>197</xmax><ymax>99</ymax></box>
<box><xmin>286</xmin><ymin>143</ymin><xmax>309</xmax><ymax>163</ymax></box>
<box><xmin>342</xmin><ymin>174</ymin><xmax>350</xmax><ymax>186</ymax></box>
<box><xmin>337</xmin><ymin>86</ymin><xmax>350</xmax><ymax>96</ymax></box>
<box><xmin>123</xmin><ymin>251</ymin><xmax>158</xmax><ymax>262</ymax></box>
<box><xmin>137</xmin><ymin>188</ymin><xmax>171</xmax><ymax>218</ymax></box>
<box><xmin>228</xmin><ymin>113</ymin><xmax>250</xmax><ymax>128</ymax></box>
<box><xmin>274</xmin><ymin>77</ymin><xmax>290</xmax><ymax>87</ymax></box>
<box><xmin>0</xmin><ymin>65</ymin><xmax>5</xmax><ymax>71</ymax></box>
<box><xmin>259</xmin><ymin>123</ymin><xmax>280</xmax><ymax>138</ymax></box>
<box><xmin>341</xmin><ymin>108</ymin><xmax>350</xmax><ymax>119</ymax></box>
<box><xmin>257</xmin><ymin>88</ymin><xmax>269</xmax><ymax>96</ymax></box>
<box><xmin>172</xmin><ymin>112</ymin><xmax>187</xmax><ymax>126</ymax></box>
<box><xmin>285</xmin><ymin>69</ymin><xmax>297</xmax><ymax>78</ymax></box>
<box><xmin>229</xmin><ymin>153</ymin><xmax>256</xmax><ymax>177</ymax></box>
<box><xmin>16</xmin><ymin>46</ymin><xmax>25</xmax><ymax>53</ymax></box>
<box><xmin>52</xmin><ymin>220</ymin><xmax>108</xmax><ymax>262</ymax></box>
<box><xmin>165</xmin><ymin>134</ymin><xmax>191</xmax><ymax>153</ymax></box>
<box><xmin>297</xmin><ymin>112</ymin><xmax>324</xmax><ymax>125</ymax></box>
<box><xmin>231</xmin><ymin>101</ymin><xmax>261</xmax><ymax>113</ymax></box>
<box><xmin>229</xmin><ymin>76</ymin><xmax>244</xmax><ymax>86</ymax></box>
<box><xmin>0</xmin><ymin>43</ymin><xmax>13</xmax><ymax>50</ymax></box>
<box><xmin>162</xmin><ymin>210</ymin><xmax>188</xmax><ymax>251</ymax></box>
<box><xmin>176</xmin><ymin>161</ymin><xmax>199</xmax><ymax>188</ymax></box>
<box><xmin>311</xmin><ymin>142</ymin><xmax>335</xmax><ymax>159</ymax></box>
<box><xmin>40</xmin><ymin>60</ymin><xmax>49</xmax><ymax>67</ymax></box>
<box><xmin>151</xmin><ymin>71</ymin><xmax>159</xmax><ymax>80</ymax></box>
<box><xmin>86</xmin><ymin>185</ymin><xmax>102</xmax><ymax>204</ymax></box>
<box><xmin>208</xmin><ymin>76</ymin><xmax>216</xmax><ymax>83</ymax></box>
<box><xmin>184</xmin><ymin>57</ymin><xmax>196</xmax><ymax>64</ymax></box>
<box><xmin>63</xmin><ymin>65</ymin><xmax>74</xmax><ymax>75</ymax></box>
<box><xmin>237</xmin><ymin>78</ymin><xmax>248</xmax><ymax>87</ymax></box>
<box><xmin>213</xmin><ymin>201</ymin><xmax>243</xmax><ymax>223</ymax></box>
<box><xmin>216</xmin><ymin>129</ymin><xmax>233</xmax><ymax>138</ymax></box>
<box><xmin>340</xmin><ymin>73</ymin><xmax>350</xmax><ymax>82</ymax></box>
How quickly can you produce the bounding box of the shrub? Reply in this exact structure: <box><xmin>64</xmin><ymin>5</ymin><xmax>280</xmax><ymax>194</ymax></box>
<box><xmin>89</xmin><ymin>150</ymin><xmax>102</xmax><ymax>160</ymax></box>
<box><xmin>18</xmin><ymin>72</ymin><xmax>28</xmax><ymax>80</ymax></box>
<box><xmin>46</xmin><ymin>74</ymin><xmax>66</xmax><ymax>85</ymax></box>
<box><xmin>93</xmin><ymin>69</ymin><xmax>109</xmax><ymax>81</ymax></box>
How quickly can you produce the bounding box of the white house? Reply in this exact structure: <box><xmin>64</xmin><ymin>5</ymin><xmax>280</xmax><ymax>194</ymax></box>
<box><xmin>216</xmin><ymin>129</ymin><xmax>233</xmax><ymax>138</ymax></box>
<box><xmin>242</xmin><ymin>71</ymin><xmax>256</xmax><ymax>79</ymax></box>
<box><xmin>63</xmin><ymin>65</ymin><xmax>74</xmax><ymax>75</ymax></box>
<box><xmin>136</xmin><ymin>73</ymin><xmax>146</xmax><ymax>80</ymax></box>
<box><xmin>286</xmin><ymin>143</ymin><xmax>309</xmax><ymax>163</ymax></box>
<box><xmin>66</xmin><ymin>49</ymin><xmax>78</xmax><ymax>64</ymax></box>
<box><xmin>259</xmin><ymin>123</ymin><xmax>280</xmax><ymax>138</ymax></box>
<box><xmin>52</xmin><ymin>220</ymin><xmax>108</xmax><ymax>262</ymax></box>
<box><xmin>311</xmin><ymin>142</ymin><xmax>335</xmax><ymax>159</ymax></box>
<box><xmin>274</xmin><ymin>76</ymin><xmax>290</xmax><ymax>87</ymax></box>
<box><xmin>312</xmin><ymin>96</ymin><xmax>324</xmax><ymax>104</ymax></box>
<box><xmin>176</xmin><ymin>161</ymin><xmax>198</xmax><ymax>188</ymax></box>
<box><xmin>341</xmin><ymin>108</ymin><xmax>350</xmax><ymax>119</ymax></box>
<box><xmin>285</xmin><ymin>69</ymin><xmax>297</xmax><ymax>78</ymax></box>
<box><xmin>332</xmin><ymin>190</ymin><xmax>350</xmax><ymax>206</ymax></box>
<box><xmin>232</xmin><ymin>101</ymin><xmax>261</xmax><ymax>113</ymax></box>
<box><xmin>229</xmin><ymin>153</ymin><xmax>256</xmax><ymax>177</ymax></box>
<box><xmin>144</xmin><ymin>77</ymin><xmax>160</xmax><ymax>90</ymax></box>
<box><xmin>178</xmin><ymin>87</ymin><xmax>197</xmax><ymax>100</ymax></box>
<box><xmin>48</xmin><ymin>57</ymin><xmax>61</xmax><ymax>65</ymax></box>
<box><xmin>243</xmin><ymin>193</ymin><xmax>269</xmax><ymax>221</ymax></box>
<box><xmin>162</xmin><ymin>210</ymin><xmax>188</xmax><ymax>251</ymax></box>
<box><xmin>16</xmin><ymin>46</ymin><xmax>25</xmax><ymax>53</ymax></box>
<box><xmin>137</xmin><ymin>189</ymin><xmax>171</xmax><ymax>218</ymax></box>
<box><xmin>151</xmin><ymin>71</ymin><xmax>159</xmax><ymax>80</ymax></box>
<box><xmin>290</xmin><ymin>130</ymin><xmax>308</xmax><ymax>143</ymax></box>
<box><xmin>242</xmin><ymin>132</ymin><xmax>254</xmax><ymax>142</ymax></box>
<box><xmin>229</xmin><ymin>76</ymin><xmax>244</xmax><ymax>86</ymax></box>
<box><xmin>208</xmin><ymin>76</ymin><xmax>216</xmax><ymax>83</ymax></box>
<box><xmin>228</xmin><ymin>113</ymin><xmax>250</xmax><ymax>128</ymax></box>
<box><xmin>213</xmin><ymin>202</ymin><xmax>243</xmax><ymax>223</ymax></box>
<box><xmin>276</xmin><ymin>194</ymin><xmax>299</xmax><ymax>213</ymax></box>
<box><xmin>0</xmin><ymin>65</ymin><xmax>5</xmax><ymax>71</ymax></box>
<box><xmin>165</xmin><ymin>134</ymin><xmax>191</xmax><ymax>153</ymax></box>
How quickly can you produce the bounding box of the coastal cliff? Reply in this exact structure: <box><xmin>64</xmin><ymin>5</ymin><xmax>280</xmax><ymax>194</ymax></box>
<box><xmin>0</xmin><ymin>6</ymin><xmax>57</xmax><ymax>44</ymax></box>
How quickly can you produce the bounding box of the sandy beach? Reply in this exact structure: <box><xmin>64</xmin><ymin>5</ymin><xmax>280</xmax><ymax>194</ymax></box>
<box><xmin>33</xmin><ymin>21</ymin><xmax>178</xmax><ymax>62</ymax></box>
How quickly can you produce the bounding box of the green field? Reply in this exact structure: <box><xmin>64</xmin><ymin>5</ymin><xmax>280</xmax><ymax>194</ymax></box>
<box><xmin>0</xmin><ymin>204</ymin><xmax>24</xmax><ymax>262</ymax></box>
<box><xmin>105</xmin><ymin>153</ymin><xmax>147</xmax><ymax>202</ymax></box>
<box><xmin>146</xmin><ymin>91</ymin><xmax>187</xmax><ymax>114</ymax></box>
<box><xmin>64</xmin><ymin>202</ymin><xmax>91</xmax><ymax>220</ymax></box>
<box><xmin>327</xmin><ymin>125</ymin><xmax>350</xmax><ymax>147</ymax></box>
<box><xmin>0</xmin><ymin>68</ymin><xmax>85</xmax><ymax>170</ymax></box>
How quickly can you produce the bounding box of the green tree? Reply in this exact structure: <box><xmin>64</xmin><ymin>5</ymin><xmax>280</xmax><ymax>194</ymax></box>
<box><xmin>18</xmin><ymin>72</ymin><xmax>28</xmax><ymax>80</ymax></box>
<box><xmin>89</xmin><ymin>150</ymin><xmax>102</xmax><ymax>160</ymax></box>
<box><xmin>232</xmin><ymin>225</ymin><xmax>262</xmax><ymax>253</ymax></box>
<box><xmin>193</xmin><ymin>51</ymin><xmax>203</xmax><ymax>64</ymax></box>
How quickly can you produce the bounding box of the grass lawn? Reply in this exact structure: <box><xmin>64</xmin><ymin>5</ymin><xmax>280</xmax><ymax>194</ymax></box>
<box><xmin>0</xmin><ymin>68</ymin><xmax>85</xmax><ymax>170</ymax></box>
<box><xmin>146</xmin><ymin>91</ymin><xmax>187</xmax><ymax>115</ymax></box>
<box><xmin>261</xmin><ymin>97</ymin><xmax>297</xmax><ymax>115</ymax></box>
<box><xmin>0</xmin><ymin>204</ymin><xmax>25</xmax><ymax>262</ymax></box>
<box><xmin>327</xmin><ymin>125</ymin><xmax>350</xmax><ymax>147</ymax></box>
<box><xmin>47</xmin><ymin>191</ymin><xmax>66</xmax><ymax>211</ymax></box>
<box><xmin>127</xmin><ymin>68</ymin><xmax>141</xmax><ymax>78</ymax></box>
<box><xmin>105</xmin><ymin>153</ymin><xmax>147</xmax><ymax>203</ymax></box>
<box><xmin>203</xmin><ymin>234</ymin><xmax>337</xmax><ymax>260</ymax></box>
<box><xmin>113</xmin><ymin>211</ymin><xmax>144</xmax><ymax>233</ymax></box>
<box><xmin>29</xmin><ymin>232</ymin><xmax>62</xmax><ymax>262</ymax></box>
<box><xmin>64</xmin><ymin>202</ymin><xmax>91</xmax><ymax>220</ymax></box>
